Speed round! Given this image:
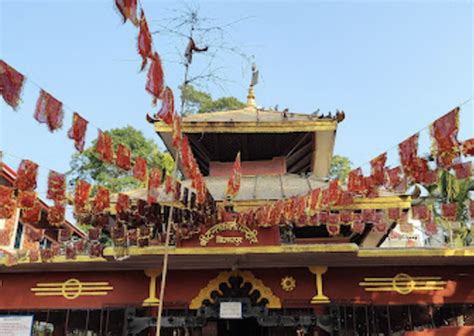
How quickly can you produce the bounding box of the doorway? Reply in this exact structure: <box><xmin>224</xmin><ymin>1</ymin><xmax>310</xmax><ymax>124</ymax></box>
<box><xmin>217</xmin><ymin>317</ymin><xmax>267</xmax><ymax>336</ymax></box>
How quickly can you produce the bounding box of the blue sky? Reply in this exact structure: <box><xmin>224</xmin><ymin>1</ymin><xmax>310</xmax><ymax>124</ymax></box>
<box><xmin>0</xmin><ymin>0</ymin><xmax>472</xmax><ymax>196</ymax></box>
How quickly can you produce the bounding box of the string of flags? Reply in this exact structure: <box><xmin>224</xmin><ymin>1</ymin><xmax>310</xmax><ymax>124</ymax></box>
<box><xmin>0</xmin><ymin>0</ymin><xmax>214</xmax><ymax>263</ymax></box>
<box><xmin>238</xmin><ymin>107</ymin><xmax>473</xmax><ymax>237</ymax></box>
<box><xmin>1</xmin><ymin>0</ymin><xmax>473</xmax><ymax>264</ymax></box>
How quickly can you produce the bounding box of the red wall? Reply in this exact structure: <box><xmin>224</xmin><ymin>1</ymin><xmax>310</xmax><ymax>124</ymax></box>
<box><xmin>209</xmin><ymin>157</ymin><xmax>286</xmax><ymax>176</ymax></box>
<box><xmin>0</xmin><ymin>266</ymin><xmax>472</xmax><ymax>310</ymax></box>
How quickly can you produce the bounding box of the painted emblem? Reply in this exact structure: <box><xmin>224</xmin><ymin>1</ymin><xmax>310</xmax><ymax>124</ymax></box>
<box><xmin>359</xmin><ymin>273</ymin><xmax>447</xmax><ymax>295</ymax></box>
<box><xmin>31</xmin><ymin>278</ymin><xmax>113</xmax><ymax>300</ymax></box>
<box><xmin>281</xmin><ymin>276</ymin><xmax>296</xmax><ymax>292</ymax></box>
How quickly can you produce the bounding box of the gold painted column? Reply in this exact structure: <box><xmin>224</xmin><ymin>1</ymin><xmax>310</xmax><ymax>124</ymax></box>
<box><xmin>308</xmin><ymin>266</ymin><xmax>330</xmax><ymax>304</ymax></box>
<box><xmin>143</xmin><ymin>269</ymin><xmax>162</xmax><ymax>306</ymax></box>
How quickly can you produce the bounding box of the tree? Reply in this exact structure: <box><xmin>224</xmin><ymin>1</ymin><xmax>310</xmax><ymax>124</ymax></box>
<box><xmin>180</xmin><ymin>84</ymin><xmax>245</xmax><ymax>115</ymax></box>
<box><xmin>329</xmin><ymin>155</ymin><xmax>352</xmax><ymax>183</ymax></box>
<box><xmin>424</xmin><ymin>171</ymin><xmax>474</xmax><ymax>247</ymax></box>
<box><xmin>68</xmin><ymin>126</ymin><xmax>174</xmax><ymax>193</ymax></box>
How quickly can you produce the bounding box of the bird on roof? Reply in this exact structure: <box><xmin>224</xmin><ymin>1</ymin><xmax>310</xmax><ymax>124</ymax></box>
<box><xmin>335</xmin><ymin>110</ymin><xmax>346</xmax><ymax>122</ymax></box>
<box><xmin>274</xmin><ymin>104</ymin><xmax>279</xmax><ymax>111</ymax></box>
<box><xmin>312</xmin><ymin>108</ymin><xmax>320</xmax><ymax>116</ymax></box>
<box><xmin>283</xmin><ymin>108</ymin><xmax>289</xmax><ymax>118</ymax></box>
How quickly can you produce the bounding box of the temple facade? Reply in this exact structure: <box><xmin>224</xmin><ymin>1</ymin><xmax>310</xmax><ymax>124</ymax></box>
<box><xmin>0</xmin><ymin>89</ymin><xmax>473</xmax><ymax>336</ymax></box>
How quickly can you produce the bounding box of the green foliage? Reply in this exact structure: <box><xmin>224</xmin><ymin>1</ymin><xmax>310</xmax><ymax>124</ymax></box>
<box><xmin>426</xmin><ymin>170</ymin><xmax>474</xmax><ymax>246</ymax></box>
<box><xmin>329</xmin><ymin>155</ymin><xmax>352</xmax><ymax>183</ymax></box>
<box><xmin>180</xmin><ymin>84</ymin><xmax>245</xmax><ymax>115</ymax></box>
<box><xmin>68</xmin><ymin>126</ymin><xmax>174</xmax><ymax>193</ymax></box>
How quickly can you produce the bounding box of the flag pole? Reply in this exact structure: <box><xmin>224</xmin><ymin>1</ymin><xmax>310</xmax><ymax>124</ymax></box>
<box><xmin>155</xmin><ymin>151</ymin><xmax>180</xmax><ymax>336</ymax></box>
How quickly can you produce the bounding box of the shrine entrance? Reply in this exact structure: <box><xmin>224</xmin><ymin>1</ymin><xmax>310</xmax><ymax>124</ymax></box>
<box><xmin>216</xmin><ymin>317</ymin><xmax>265</xmax><ymax>336</ymax></box>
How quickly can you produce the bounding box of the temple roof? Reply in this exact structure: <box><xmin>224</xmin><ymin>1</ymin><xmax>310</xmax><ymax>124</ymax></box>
<box><xmin>120</xmin><ymin>174</ymin><xmax>410</xmax><ymax>212</ymax></box>
<box><xmin>153</xmin><ymin>108</ymin><xmax>342</xmax><ymax>178</ymax></box>
<box><xmin>154</xmin><ymin>106</ymin><xmax>340</xmax><ymax>133</ymax></box>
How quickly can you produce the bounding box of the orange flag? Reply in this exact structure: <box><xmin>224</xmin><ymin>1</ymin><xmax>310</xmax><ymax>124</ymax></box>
<box><xmin>225</xmin><ymin>152</ymin><xmax>241</xmax><ymax>199</ymax></box>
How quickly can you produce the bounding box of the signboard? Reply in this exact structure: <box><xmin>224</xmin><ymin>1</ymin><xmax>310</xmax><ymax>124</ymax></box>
<box><xmin>0</xmin><ymin>315</ymin><xmax>33</xmax><ymax>336</ymax></box>
<box><xmin>219</xmin><ymin>302</ymin><xmax>242</xmax><ymax>319</ymax></box>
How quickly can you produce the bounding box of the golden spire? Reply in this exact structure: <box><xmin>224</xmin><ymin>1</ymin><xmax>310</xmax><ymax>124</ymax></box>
<box><xmin>247</xmin><ymin>85</ymin><xmax>256</xmax><ymax>108</ymax></box>
<box><xmin>247</xmin><ymin>63</ymin><xmax>258</xmax><ymax>108</ymax></box>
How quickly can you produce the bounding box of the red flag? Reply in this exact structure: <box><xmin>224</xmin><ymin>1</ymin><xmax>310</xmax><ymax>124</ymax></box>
<box><xmin>155</xmin><ymin>86</ymin><xmax>174</xmax><ymax>124</ymax></box>
<box><xmin>320</xmin><ymin>189</ymin><xmax>330</xmax><ymax>209</ymax></box>
<box><xmin>0</xmin><ymin>185</ymin><xmax>16</xmax><ymax>219</ymax></box>
<box><xmin>146</xmin><ymin>53</ymin><xmax>164</xmax><ymax>104</ymax></box>
<box><xmin>283</xmin><ymin>198</ymin><xmax>295</xmax><ymax>221</ymax></box>
<box><xmin>116</xmin><ymin>193</ymin><xmax>130</xmax><ymax>215</ymax></box>
<box><xmin>327</xmin><ymin>179</ymin><xmax>340</xmax><ymax>205</ymax></box>
<box><xmin>47</xmin><ymin>203</ymin><xmax>65</xmax><ymax>227</ymax></box>
<box><xmin>319</xmin><ymin>210</ymin><xmax>328</xmax><ymax>224</ymax></box>
<box><xmin>68</xmin><ymin>112</ymin><xmax>88</xmax><ymax>152</ymax></box>
<box><xmin>441</xmin><ymin>203</ymin><xmax>457</xmax><ymax>221</ymax></box>
<box><xmin>340</xmin><ymin>210</ymin><xmax>353</xmax><ymax>224</ymax></box>
<box><xmin>147</xmin><ymin>167</ymin><xmax>162</xmax><ymax>204</ymax></box>
<box><xmin>430</xmin><ymin>108</ymin><xmax>460</xmax><ymax>168</ymax></box>
<box><xmin>34</xmin><ymin>90</ymin><xmax>64</xmax><ymax>132</ymax></box>
<box><xmin>362</xmin><ymin>209</ymin><xmax>376</xmax><ymax>223</ymax></box>
<box><xmin>0</xmin><ymin>60</ymin><xmax>25</xmax><ymax>109</ymax></box>
<box><xmin>421</xmin><ymin>169</ymin><xmax>438</xmax><ymax>186</ymax></box>
<box><xmin>348</xmin><ymin>168</ymin><xmax>365</xmax><ymax>194</ymax></box>
<box><xmin>461</xmin><ymin>138</ymin><xmax>474</xmax><ymax>157</ymax></box>
<box><xmin>411</xmin><ymin>157</ymin><xmax>429</xmax><ymax>184</ymax></box>
<box><xmin>15</xmin><ymin>160</ymin><xmax>38</xmax><ymax>191</ymax></box>
<box><xmin>412</xmin><ymin>204</ymin><xmax>429</xmax><ymax>220</ymax></box>
<box><xmin>452</xmin><ymin>162</ymin><xmax>472</xmax><ymax>180</ymax></box>
<box><xmin>115</xmin><ymin>0</ymin><xmax>138</xmax><ymax>25</ymax></box>
<box><xmin>328</xmin><ymin>212</ymin><xmax>340</xmax><ymax>225</ymax></box>
<box><xmin>309</xmin><ymin>188</ymin><xmax>321</xmax><ymax>212</ymax></box>
<box><xmin>336</xmin><ymin>191</ymin><xmax>353</xmax><ymax>206</ymax></box>
<box><xmin>132</xmin><ymin>156</ymin><xmax>148</xmax><ymax>182</ymax></box>
<box><xmin>370</xmin><ymin>153</ymin><xmax>387</xmax><ymax>186</ymax></box>
<box><xmin>388</xmin><ymin>208</ymin><xmax>401</xmax><ymax>221</ymax></box>
<box><xmin>95</xmin><ymin>131</ymin><xmax>114</xmax><ymax>164</ymax></box>
<box><xmin>296</xmin><ymin>196</ymin><xmax>306</xmax><ymax>219</ymax></box>
<box><xmin>225</xmin><ymin>152</ymin><xmax>241</xmax><ymax>199</ymax></box>
<box><xmin>21</xmin><ymin>201</ymin><xmax>41</xmax><ymax>224</ymax></box>
<box><xmin>181</xmin><ymin>136</ymin><xmax>191</xmax><ymax>174</ymax></box>
<box><xmin>398</xmin><ymin>134</ymin><xmax>419</xmax><ymax>177</ymax></box>
<box><xmin>424</xmin><ymin>215</ymin><xmax>438</xmax><ymax>236</ymax></box>
<box><xmin>93</xmin><ymin>186</ymin><xmax>110</xmax><ymax>214</ymax></box>
<box><xmin>17</xmin><ymin>191</ymin><xmax>36</xmax><ymax>209</ymax></box>
<box><xmin>165</xmin><ymin>174</ymin><xmax>174</xmax><ymax>194</ymax></box>
<box><xmin>116</xmin><ymin>144</ymin><xmax>132</xmax><ymax>171</ymax></box>
<box><xmin>137</xmin><ymin>10</ymin><xmax>152</xmax><ymax>71</ymax></box>
<box><xmin>469</xmin><ymin>200</ymin><xmax>474</xmax><ymax>219</ymax></box>
<box><xmin>47</xmin><ymin>170</ymin><xmax>66</xmax><ymax>202</ymax></box>
<box><xmin>172</xmin><ymin>116</ymin><xmax>182</xmax><ymax>149</ymax></box>
<box><xmin>326</xmin><ymin>223</ymin><xmax>340</xmax><ymax>236</ymax></box>
<box><xmin>352</xmin><ymin>219</ymin><xmax>365</xmax><ymax>234</ymax></box>
<box><xmin>74</xmin><ymin>180</ymin><xmax>91</xmax><ymax>214</ymax></box>
<box><xmin>269</xmin><ymin>201</ymin><xmax>283</xmax><ymax>226</ymax></box>
<box><xmin>363</xmin><ymin>176</ymin><xmax>378</xmax><ymax>198</ymax></box>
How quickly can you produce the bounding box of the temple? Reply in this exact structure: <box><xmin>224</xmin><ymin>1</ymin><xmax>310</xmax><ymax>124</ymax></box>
<box><xmin>0</xmin><ymin>87</ymin><xmax>473</xmax><ymax>336</ymax></box>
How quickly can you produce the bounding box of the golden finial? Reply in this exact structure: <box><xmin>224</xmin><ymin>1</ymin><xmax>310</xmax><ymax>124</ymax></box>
<box><xmin>246</xmin><ymin>63</ymin><xmax>259</xmax><ymax>108</ymax></box>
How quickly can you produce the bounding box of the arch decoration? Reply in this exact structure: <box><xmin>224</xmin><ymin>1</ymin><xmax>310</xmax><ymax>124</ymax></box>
<box><xmin>189</xmin><ymin>270</ymin><xmax>282</xmax><ymax>309</ymax></box>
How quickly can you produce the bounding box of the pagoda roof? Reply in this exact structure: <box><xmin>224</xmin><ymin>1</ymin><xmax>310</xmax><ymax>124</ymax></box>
<box><xmin>154</xmin><ymin>106</ymin><xmax>340</xmax><ymax>134</ymax></box>
<box><xmin>120</xmin><ymin>174</ymin><xmax>410</xmax><ymax>212</ymax></box>
<box><xmin>152</xmin><ymin>106</ymin><xmax>343</xmax><ymax>178</ymax></box>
